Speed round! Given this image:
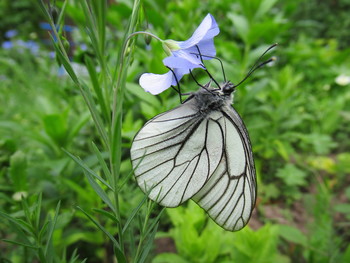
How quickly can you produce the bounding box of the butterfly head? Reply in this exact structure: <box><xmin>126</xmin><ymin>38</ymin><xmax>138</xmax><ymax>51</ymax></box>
<box><xmin>221</xmin><ymin>81</ymin><xmax>235</xmax><ymax>95</ymax></box>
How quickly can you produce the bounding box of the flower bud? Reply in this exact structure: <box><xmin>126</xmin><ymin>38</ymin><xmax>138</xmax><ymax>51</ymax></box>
<box><xmin>145</xmin><ymin>34</ymin><xmax>152</xmax><ymax>45</ymax></box>
<box><xmin>162</xmin><ymin>39</ymin><xmax>180</xmax><ymax>56</ymax></box>
<box><xmin>163</xmin><ymin>39</ymin><xmax>180</xmax><ymax>51</ymax></box>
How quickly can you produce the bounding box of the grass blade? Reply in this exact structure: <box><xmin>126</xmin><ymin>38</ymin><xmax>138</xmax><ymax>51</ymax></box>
<box><xmin>2</xmin><ymin>239</ymin><xmax>39</xmax><ymax>249</ymax></box>
<box><xmin>92</xmin><ymin>208</ymin><xmax>119</xmax><ymax>224</ymax></box>
<box><xmin>84</xmin><ymin>56</ymin><xmax>110</xmax><ymax>124</ymax></box>
<box><xmin>84</xmin><ymin>170</ymin><xmax>116</xmax><ymax>214</ymax></box>
<box><xmin>45</xmin><ymin>201</ymin><xmax>61</xmax><ymax>255</ymax></box>
<box><xmin>76</xmin><ymin>206</ymin><xmax>121</xmax><ymax>250</ymax></box>
<box><xmin>63</xmin><ymin>149</ymin><xmax>113</xmax><ymax>191</ymax></box>
<box><xmin>122</xmin><ymin>194</ymin><xmax>148</xmax><ymax>234</ymax></box>
<box><xmin>91</xmin><ymin>142</ymin><xmax>113</xmax><ymax>187</ymax></box>
<box><xmin>138</xmin><ymin>222</ymin><xmax>159</xmax><ymax>263</ymax></box>
<box><xmin>114</xmin><ymin>245</ymin><xmax>127</xmax><ymax>263</ymax></box>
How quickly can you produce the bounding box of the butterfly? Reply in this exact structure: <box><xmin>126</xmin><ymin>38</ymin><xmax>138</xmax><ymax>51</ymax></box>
<box><xmin>130</xmin><ymin>80</ymin><xmax>256</xmax><ymax>231</ymax></box>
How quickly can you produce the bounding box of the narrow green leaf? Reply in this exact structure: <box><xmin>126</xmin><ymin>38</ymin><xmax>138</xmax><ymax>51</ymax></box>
<box><xmin>84</xmin><ymin>171</ymin><xmax>116</xmax><ymax>214</ymax></box>
<box><xmin>118</xmin><ymin>154</ymin><xmax>145</xmax><ymax>193</ymax></box>
<box><xmin>15</xmin><ymin>218</ymin><xmax>36</xmax><ymax>236</ymax></box>
<box><xmin>125</xmin><ymin>82</ymin><xmax>161</xmax><ymax>108</ymax></box>
<box><xmin>256</xmin><ymin>0</ymin><xmax>278</xmax><ymax>19</ymax></box>
<box><xmin>79</xmin><ymin>0</ymin><xmax>97</xmax><ymax>36</ymax></box>
<box><xmin>278</xmin><ymin>224</ymin><xmax>307</xmax><ymax>246</ymax></box>
<box><xmin>143</xmin><ymin>209</ymin><xmax>165</xmax><ymax>238</ymax></box>
<box><xmin>84</xmin><ymin>56</ymin><xmax>109</xmax><ymax>123</ymax></box>
<box><xmin>92</xmin><ymin>208</ymin><xmax>119</xmax><ymax>224</ymax></box>
<box><xmin>153</xmin><ymin>253</ymin><xmax>189</xmax><ymax>263</ymax></box>
<box><xmin>138</xmin><ymin>222</ymin><xmax>159</xmax><ymax>263</ymax></box>
<box><xmin>45</xmin><ymin>6</ymin><xmax>109</xmax><ymax>147</ymax></box>
<box><xmin>2</xmin><ymin>239</ymin><xmax>39</xmax><ymax>249</ymax></box>
<box><xmin>45</xmin><ymin>201</ymin><xmax>61</xmax><ymax>255</ymax></box>
<box><xmin>122</xmin><ymin>194</ymin><xmax>148</xmax><ymax>234</ymax></box>
<box><xmin>21</xmin><ymin>197</ymin><xmax>32</xmax><ymax>227</ymax></box>
<box><xmin>90</xmin><ymin>0</ymin><xmax>107</xmax><ymax>56</ymax></box>
<box><xmin>50</xmin><ymin>33</ymin><xmax>79</xmax><ymax>85</ymax></box>
<box><xmin>128</xmin><ymin>223</ymin><xmax>136</xmax><ymax>258</ymax></box>
<box><xmin>38</xmin><ymin>0</ymin><xmax>52</xmax><ymax>21</ymax></box>
<box><xmin>99</xmin><ymin>1</ymin><xmax>107</xmax><ymax>54</ymax></box>
<box><xmin>76</xmin><ymin>206</ymin><xmax>121</xmax><ymax>250</ymax></box>
<box><xmin>117</xmin><ymin>167</ymin><xmax>134</xmax><ymax>192</ymax></box>
<box><xmin>114</xmin><ymin>245</ymin><xmax>127</xmax><ymax>263</ymax></box>
<box><xmin>35</xmin><ymin>194</ymin><xmax>43</xmax><ymax>231</ymax></box>
<box><xmin>111</xmin><ymin>0</ymin><xmax>141</xmax><ymax>183</ymax></box>
<box><xmin>56</xmin><ymin>0</ymin><xmax>69</xmax><ymax>27</ymax></box>
<box><xmin>60</xmin><ymin>178</ymin><xmax>92</xmax><ymax>201</ymax></box>
<box><xmin>0</xmin><ymin>211</ymin><xmax>32</xmax><ymax>244</ymax></box>
<box><xmin>79</xmin><ymin>0</ymin><xmax>104</xmax><ymax>66</ymax></box>
<box><xmin>79</xmin><ymin>83</ymin><xmax>109</xmax><ymax>147</ymax></box>
<box><xmin>342</xmin><ymin>244</ymin><xmax>350</xmax><ymax>263</ymax></box>
<box><xmin>9</xmin><ymin>151</ymin><xmax>27</xmax><ymax>192</ymax></box>
<box><xmin>38</xmin><ymin>221</ymin><xmax>50</xmax><ymax>243</ymax></box>
<box><xmin>111</xmin><ymin>111</ymin><xmax>123</xmax><ymax>183</ymax></box>
<box><xmin>228</xmin><ymin>13</ymin><xmax>250</xmax><ymax>44</ymax></box>
<box><xmin>68</xmin><ymin>111</ymin><xmax>91</xmax><ymax>143</ymax></box>
<box><xmin>63</xmin><ymin>149</ymin><xmax>113</xmax><ymax>191</ymax></box>
<box><xmin>91</xmin><ymin>142</ymin><xmax>113</xmax><ymax>187</ymax></box>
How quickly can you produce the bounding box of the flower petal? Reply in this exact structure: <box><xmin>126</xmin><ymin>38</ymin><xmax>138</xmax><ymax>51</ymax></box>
<box><xmin>139</xmin><ymin>71</ymin><xmax>184</xmax><ymax>95</ymax></box>
<box><xmin>163</xmin><ymin>54</ymin><xmax>204</xmax><ymax>70</ymax></box>
<box><xmin>182</xmin><ymin>38</ymin><xmax>217</xmax><ymax>59</ymax></box>
<box><xmin>178</xmin><ymin>14</ymin><xmax>219</xmax><ymax>49</ymax></box>
<box><xmin>138</xmin><ymin>14</ymin><xmax>220</xmax><ymax>95</ymax></box>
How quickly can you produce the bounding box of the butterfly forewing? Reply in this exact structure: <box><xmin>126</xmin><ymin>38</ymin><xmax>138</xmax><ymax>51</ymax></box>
<box><xmin>130</xmin><ymin>101</ymin><xmax>224</xmax><ymax>207</ymax></box>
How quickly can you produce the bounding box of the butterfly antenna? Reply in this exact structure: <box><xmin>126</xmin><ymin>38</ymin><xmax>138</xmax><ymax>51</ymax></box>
<box><xmin>194</xmin><ymin>45</ymin><xmax>221</xmax><ymax>89</ymax></box>
<box><xmin>234</xmin><ymin>43</ymin><xmax>278</xmax><ymax>88</ymax></box>
<box><xmin>167</xmin><ymin>67</ymin><xmax>183</xmax><ymax>103</ymax></box>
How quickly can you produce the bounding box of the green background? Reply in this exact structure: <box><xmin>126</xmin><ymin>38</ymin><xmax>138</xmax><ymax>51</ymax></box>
<box><xmin>1</xmin><ymin>0</ymin><xmax>350</xmax><ymax>262</ymax></box>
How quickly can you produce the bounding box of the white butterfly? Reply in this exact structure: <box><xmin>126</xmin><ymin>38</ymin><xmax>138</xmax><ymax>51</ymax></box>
<box><xmin>130</xmin><ymin>81</ymin><xmax>256</xmax><ymax>231</ymax></box>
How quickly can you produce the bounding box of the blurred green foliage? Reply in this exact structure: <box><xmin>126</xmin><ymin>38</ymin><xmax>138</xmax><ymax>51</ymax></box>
<box><xmin>1</xmin><ymin>0</ymin><xmax>350</xmax><ymax>262</ymax></box>
<box><xmin>0</xmin><ymin>0</ymin><xmax>44</xmax><ymax>42</ymax></box>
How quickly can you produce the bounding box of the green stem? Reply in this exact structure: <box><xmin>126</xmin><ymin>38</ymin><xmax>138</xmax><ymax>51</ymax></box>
<box><xmin>38</xmin><ymin>249</ymin><xmax>47</xmax><ymax>263</ymax></box>
<box><xmin>134</xmin><ymin>200</ymin><xmax>152</xmax><ymax>262</ymax></box>
<box><xmin>110</xmin><ymin>0</ymin><xmax>142</xmax><ymax>252</ymax></box>
<box><xmin>128</xmin><ymin>31</ymin><xmax>164</xmax><ymax>42</ymax></box>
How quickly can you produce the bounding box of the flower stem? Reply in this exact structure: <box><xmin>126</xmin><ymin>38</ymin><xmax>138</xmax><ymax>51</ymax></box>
<box><xmin>127</xmin><ymin>31</ymin><xmax>164</xmax><ymax>43</ymax></box>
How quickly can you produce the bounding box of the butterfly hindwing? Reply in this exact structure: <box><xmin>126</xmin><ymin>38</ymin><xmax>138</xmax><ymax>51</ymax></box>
<box><xmin>192</xmin><ymin>105</ymin><xmax>256</xmax><ymax>231</ymax></box>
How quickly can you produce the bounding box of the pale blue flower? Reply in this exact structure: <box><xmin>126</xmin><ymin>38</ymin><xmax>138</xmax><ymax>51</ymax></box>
<box><xmin>140</xmin><ymin>14</ymin><xmax>220</xmax><ymax>95</ymax></box>
<box><xmin>2</xmin><ymin>41</ymin><xmax>13</xmax><ymax>49</ymax></box>
<box><xmin>5</xmin><ymin>29</ymin><xmax>18</xmax><ymax>38</ymax></box>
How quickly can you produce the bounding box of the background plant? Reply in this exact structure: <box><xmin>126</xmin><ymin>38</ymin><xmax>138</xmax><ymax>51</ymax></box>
<box><xmin>0</xmin><ymin>0</ymin><xmax>349</xmax><ymax>262</ymax></box>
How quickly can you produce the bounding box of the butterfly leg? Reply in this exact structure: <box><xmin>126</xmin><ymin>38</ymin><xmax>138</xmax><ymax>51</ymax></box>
<box><xmin>167</xmin><ymin>66</ymin><xmax>185</xmax><ymax>103</ymax></box>
<box><xmin>194</xmin><ymin>45</ymin><xmax>221</xmax><ymax>90</ymax></box>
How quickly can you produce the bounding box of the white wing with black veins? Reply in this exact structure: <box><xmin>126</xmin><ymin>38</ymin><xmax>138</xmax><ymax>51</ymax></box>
<box><xmin>192</xmin><ymin>105</ymin><xmax>256</xmax><ymax>231</ymax></box>
<box><xmin>130</xmin><ymin>100</ymin><xmax>256</xmax><ymax>231</ymax></box>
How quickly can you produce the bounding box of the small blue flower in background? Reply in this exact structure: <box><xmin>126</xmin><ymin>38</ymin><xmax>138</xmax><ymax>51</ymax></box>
<box><xmin>2</xmin><ymin>41</ymin><xmax>13</xmax><ymax>49</ymax></box>
<box><xmin>49</xmin><ymin>51</ymin><xmax>56</xmax><ymax>59</ymax></box>
<box><xmin>26</xmin><ymin>40</ymin><xmax>40</xmax><ymax>55</ymax></box>
<box><xmin>1</xmin><ymin>39</ymin><xmax>40</xmax><ymax>55</ymax></box>
<box><xmin>5</xmin><ymin>29</ymin><xmax>18</xmax><ymax>39</ymax></box>
<box><xmin>139</xmin><ymin>13</ymin><xmax>220</xmax><ymax>95</ymax></box>
<box><xmin>80</xmin><ymin>43</ymin><xmax>88</xmax><ymax>51</ymax></box>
